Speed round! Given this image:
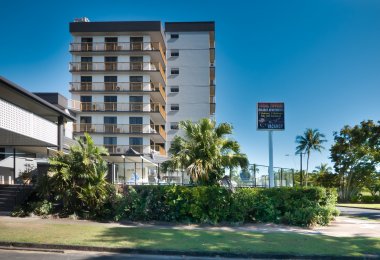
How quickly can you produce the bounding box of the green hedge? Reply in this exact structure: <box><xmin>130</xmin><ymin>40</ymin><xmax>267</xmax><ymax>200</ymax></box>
<box><xmin>111</xmin><ymin>186</ymin><xmax>338</xmax><ymax>226</ymax></box>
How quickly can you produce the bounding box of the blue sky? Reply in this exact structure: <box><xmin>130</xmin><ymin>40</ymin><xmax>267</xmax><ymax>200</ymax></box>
<box><xmin>1</xmin><ymin>0</ymin><xmax>380</xmax><ymax>171</ymax></box>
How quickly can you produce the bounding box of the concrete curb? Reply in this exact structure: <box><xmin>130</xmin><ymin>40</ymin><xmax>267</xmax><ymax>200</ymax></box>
<box><xmin>0</xmin><ymin>241</ymin><xmax>378</xmax><ymax>259</ymax></box>
<box><xmin>338</xmin><ymin>205</ymin><xmax>380</xmax><ymax>211</ymax></box>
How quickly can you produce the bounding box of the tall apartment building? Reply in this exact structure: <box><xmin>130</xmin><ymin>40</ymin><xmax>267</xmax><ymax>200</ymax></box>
<box><xmin>164</xmin><ymin>22</ymin><xmax>215</xmax><ymax>147</ymax></box>
<box><xmin>69</xmin><ymin>19</ymin><xmax>215</xmax><ymax>183</ymax></box>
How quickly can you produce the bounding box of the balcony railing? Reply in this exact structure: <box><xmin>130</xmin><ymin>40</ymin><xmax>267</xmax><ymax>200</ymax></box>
<box><xmin>210</xmin><ymin>84</ymin><xmax>215</xmax><ymax>96</ymax></box>
<box><xmin>210</xmin><ymin>103</ymin><xmax>216</xmax><ymax>115</ymax></box>
<box><xmin>70</xmin><ymin>62</ymin><xmax>166</xmax><ymax>83</ymax></box>
<box><xmin>98</xmin><ymin>144</ymin><xmax>166</xmax><ymax>156</ymax></box>
<box><xmin>70</xmin><ymin>101</ymin><xmax>166</xmax><ymax>121</ymax></box>
<box><xmin>70</xmin><ymin>42</ymin><xmax>166</xmax><ymax>60</ymax></box>
<box><xmin>69</xmin><ymin>82</ymin><xmax>166</xmax><ymax>101</ymax></box>
<box><xmin>74</xmin><ymin>124</ymin><xmax>166</xmax><ymax>140</ymax></box>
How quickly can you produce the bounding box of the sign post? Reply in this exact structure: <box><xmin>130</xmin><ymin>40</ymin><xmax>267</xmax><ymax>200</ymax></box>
<box><xmin>257</xmin><ymin>102</ymin><xmax>285</xmax><ymax>188</ymax></box>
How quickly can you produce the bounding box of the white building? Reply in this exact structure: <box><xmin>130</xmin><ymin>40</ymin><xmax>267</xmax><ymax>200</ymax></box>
<box><xmin>165</xmin><ymin>22</ymin><xmax>215</xmax><ymax>147</ymax></box>
<box><xmin>69</xmin><ymin>19</ymin><xmax>215</xmax><ymax>184</ymax></box>
<box><xmin>0</xmin><ymin>77</ymin><xmax>75</xmax><ymax>185</ymax></box>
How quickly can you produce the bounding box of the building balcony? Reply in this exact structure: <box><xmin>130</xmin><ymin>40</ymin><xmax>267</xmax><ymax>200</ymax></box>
<box><xmin>210</xmin><ymin>103</ymin><xmax>216</xmax><ymax>115</ymax></box>
<box><xmin>70</xmin><ymin>101</ymin><xmax>166</xmax><ymax>123</ymax></box>
<box><xmin>210</xmin><ymin>48</ymin><xmax>215</xmax><ymax>64</ymax></box>
<box><xmin>210</xmin><ymin>84</ymin><xmax>215</xmax><ymax>96</ymax></box>
<box><xmin>210</xmin><ymin>66</ymin><xmax>215</xmax><ymax>81</ymax></box>
<box><xmin>70</xmin><ymin>42</ymin><xmax>166</xmax><ymax>65</ymax></box>
<box><xmin>74</xmin><ymin>123</ymin><xmax>166</xmax><ymax>142</ymax></box>
<box><xmin>69</xmin><ymin>82</ymin><xmax>166</xmax><ymax>103</ymax></box>
<box><xmin>69</xmin><ymin>62</ymin><xmax>166</xmax><ymax>85</ymax></box>
<box><xmin>98</xmin><ymin>144</ymin><xmax>166</xmax><ymax>156</ymax></box>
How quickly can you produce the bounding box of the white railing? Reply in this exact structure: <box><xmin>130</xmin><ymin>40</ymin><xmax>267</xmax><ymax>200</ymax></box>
<box><xmin>96</xmin><ymin>144</ymin><xmax>166</xmax><ymax>156</ymax></box>
<box><xmin>73</xmin><ymin>124</ymin><xmax>166</xmax><ymax>139</ymax></box>
<box><xmin>69</xmin><ymin>62</ymin><xmax>161</xmax><ymax>72</ymax></box>
<box><xmin>70</xmin><ymin>42</ymin><xmax>165</xmax><ymax>55</ymax></box>
<box><xmin>69</xmin><ymin>82</ymin><xmax>162</xmax><ymax>92</ymax></box>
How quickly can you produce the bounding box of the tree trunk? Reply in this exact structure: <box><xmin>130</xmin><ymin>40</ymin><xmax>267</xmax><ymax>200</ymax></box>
<box><xmin>305</xmin><ymin>152</ymin><xmax>310</xmax><ymax>187</ymax></box>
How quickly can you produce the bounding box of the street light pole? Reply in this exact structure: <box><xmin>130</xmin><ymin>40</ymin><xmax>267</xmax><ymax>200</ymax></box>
<box><xmin>300</xmin><ymin>153</ymin><xmax>303</xmax><ymax>187</ymax></box>
<box><xmin>121</xmin><ymin>155</ymin><xmax>126</xmax><ymax>185</ymax></box>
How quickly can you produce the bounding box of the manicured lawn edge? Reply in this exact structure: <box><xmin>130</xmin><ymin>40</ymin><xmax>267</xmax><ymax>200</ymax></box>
<box><xmin>0</xmin><ymin>241</ymin><xmax>374</xmax><ymax>259</ymax></box>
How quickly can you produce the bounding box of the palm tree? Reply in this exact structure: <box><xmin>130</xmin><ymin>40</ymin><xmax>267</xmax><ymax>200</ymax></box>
<box><xmin>312</xmin><ymin>163</ymin><xmax>339</xmax><ymax>188</ymax></box>
<box><xmin>295</xmin><ymin>129</ymin><xmax>327</xmax><ymax>186</ymax></box>
<box><xmin>46</xmin><ymin>133</ymin><xmax>110</xmax><ymax>215</ymax></box>
<box><xmin>162</xmin><ymin>118</ymin><xmax>248</xmax><ymax>185</ymax></box>
<box><xmin>313</xmin><ymin>163</ymin><xmax>332</xmax><ymax>175</ymax></box>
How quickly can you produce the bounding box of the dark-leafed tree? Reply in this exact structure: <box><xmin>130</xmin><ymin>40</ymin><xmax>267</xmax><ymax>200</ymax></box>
<box><xmin>330</xmin><ymin>120</ymin><xmax>380</xmax><ymax>201</ymax></box>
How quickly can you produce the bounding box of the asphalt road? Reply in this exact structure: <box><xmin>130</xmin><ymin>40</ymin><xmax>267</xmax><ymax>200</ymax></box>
<box><xmin>337</xmin><ymin>206</ymin><xmax>380</xmax><ymax>220</ymax></box>
<box><xmin>0</xmin><ymin>249</ymin><xmax>248</xmax><ymax>260</ymax></box>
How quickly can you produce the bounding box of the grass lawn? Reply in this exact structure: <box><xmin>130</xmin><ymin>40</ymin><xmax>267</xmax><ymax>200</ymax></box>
<box><xmin>338</xmin><ymin>203</ymin><xmax>380</xmax><ymax>210</ymax></box>
<box><xmin>0</xmin><ymin>220</ymin><xmax>379</xmax><ymax>257</ymax></box>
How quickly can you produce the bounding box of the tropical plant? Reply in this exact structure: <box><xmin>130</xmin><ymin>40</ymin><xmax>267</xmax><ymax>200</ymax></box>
<box><xmin>296</xmin><ymin>129</ymin><xmax>327</xmax><ymax>186</ymax></box>
<box><xmin>311</xmin><ymin>163</ymin><xmax>339</xmax><ymax>188</ymax></box>
<box><xmin>37</xmin><ymin>133</ymin><xmax>110</xmax><ymax>216</ymax></box>
<box><xmin>162</xmin><ymin>118</ymin><xmax>248</xmax><ymax>185</ymax></box>
<box><xmin>330</xmin><ymin>120</ymin><xmax>380</xmax><ymax>201</ymax></box>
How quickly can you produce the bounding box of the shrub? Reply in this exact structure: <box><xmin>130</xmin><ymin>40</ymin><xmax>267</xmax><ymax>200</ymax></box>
<box><xmin>29</xmin><ymin>200</ymin><xmax>53</xmax><ymax>216</ymax></box>
<box><xmin>113</xmin><ymin>186</ymin><xmax>337</xmax><ymax>226</ymax></box>
<box><xmin>11</xmin><ymin>206</ymin><xmax>29</xmax><ymax>217</ymax></box>
<box><xmin>360</xmin><ymin>195</ymin><xmax>380</xmax><ymax>203</ymax></box>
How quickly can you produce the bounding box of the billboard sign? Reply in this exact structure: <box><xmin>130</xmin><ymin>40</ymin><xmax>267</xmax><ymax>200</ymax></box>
<box><xmin>257</xmin><ymin>102</ymin><xmax>285</xmax><ymax>130</ymax></box>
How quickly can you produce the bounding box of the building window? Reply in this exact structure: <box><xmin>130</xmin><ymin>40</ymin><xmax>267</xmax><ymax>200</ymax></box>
<box><xmin>170</xmin><ymin>34</ymin><xmax>179</xmax><ymax>39</ymax></box>
<box><xmin>171</xmin><ymin>68</ymin><xmax>179</xmax><ymax>75</ymax></box>
<box><xmin>170</xmin><ymin>86</ymin><xmax>179</xmax><ymax>93</ymax></box>
<box><xmin>170</xmin><ymin>104</ymin><xmax>179</xmax><ymax>111</ymax></box>
<box><xmin>104</xmin><ymin>96</ymin><xmax>117</xmax><ymax>111</ymax></box>
<box><xmin>81</xmin><ymin>37</ymin><xmax>93</xmax><ymax>51</ymax></box>
<box><xmin>104</xmin><ymin>137</ymin><xmax>117</xmax><ymax>144</ymax></box>
<box><xmin>170</xmin><ymin>50</ymin><xmax>179</xmax><ymax>57</ymax></box>
<box><xmin>170</xmin><ymin>122</ymin><xmax>179</xmax><ymax>130</ymax></box>
<box><xmin>129</xmin><ymin>137</ymin><xmax>143</xmax><ymax>153</ymax></box>
<box><xmin>104</xmin><ymin>116</ymin><xmax>117</xmax><ymax>124</ymax></box>
<box><xmin>104</xmin><ymin>96</ymin><xmax>117</xmax><ymax>103</ymax></box>
<box><xmin>0</xmin><ymin>148</ymin><xmax>5</xmax><ymax>160</ymax></box>
<box><xmin>80</xmin><ymin>76</ymin><xmax>92</xmax><ymax>91</ymax></box>
<box><xmin>129</xmin><ymin>117</ymin><xmax>143</xmax><ymax>124</ymax></box>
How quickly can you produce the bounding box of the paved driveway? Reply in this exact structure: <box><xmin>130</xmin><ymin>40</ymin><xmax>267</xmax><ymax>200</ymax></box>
<box><xmin>337</xmin><ymin>206</ymin><xmax>380</xmax><ymax>220</ymax></box>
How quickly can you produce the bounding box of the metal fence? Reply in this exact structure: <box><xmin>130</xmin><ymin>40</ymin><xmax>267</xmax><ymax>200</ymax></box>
<box><xmin>112</xmin><ymin>162</ymin><xmax>295</xmax><ymax>187</ymax></box>
<box><xmin>230</xmin><ymin>164</ymin><xmax>295</xmax><ymax>188</ymax></box>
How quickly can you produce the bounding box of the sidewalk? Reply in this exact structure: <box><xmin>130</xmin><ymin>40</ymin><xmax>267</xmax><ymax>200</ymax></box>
<box><xmin>1</xmin><ymin>215</ymin><xmax>379</xmax><ymax>237</ymax></box>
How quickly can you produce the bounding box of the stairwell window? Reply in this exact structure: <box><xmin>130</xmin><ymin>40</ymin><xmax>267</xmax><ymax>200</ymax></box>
<box><xmin>170</xmin><ymin>86</ymin><xmax>179</xmax><ymax>93</ymax></box>
<box><xmin>171</xmin><ymin>68</ymin><xmax>179</xmax><ymax>75</ymax></box>
<box><xmin>170</xmin><ymin>50</ymin><xmax>179</xmax><ymax>57</ymax></box>
<box><xmin>170</xmin><ymin>122</ymin><xmax>179</xmax><ymax>130</ymax></box>
<box><xmin>170</xmin><ymin>104</ymin><xmax>179</xmax><ymax>111</ymax></box>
